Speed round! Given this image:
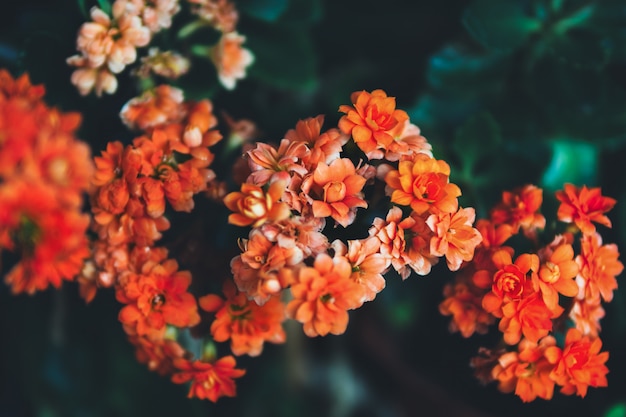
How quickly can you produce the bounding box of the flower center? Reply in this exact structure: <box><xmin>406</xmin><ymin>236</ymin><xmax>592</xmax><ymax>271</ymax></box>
<box><xmin>151</xmin><ymin>293</ymin><xmax>166</xmax><ymax>310</ymax></box>
<box><xmin>323</xmin><ymin>181</ymin><xmax>346</xmax><ymax>203</ymax></box>
<box><xmin>540</xmin><ymin>261</ymin><xmax>561</xmax><ymax>284</ymax></box>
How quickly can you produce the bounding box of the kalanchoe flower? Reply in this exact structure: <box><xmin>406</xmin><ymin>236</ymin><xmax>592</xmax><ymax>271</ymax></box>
<box><xmin>171</xmin><ymin>356</ymin><xmax>246</xmax><ymax>401</ymax></box>
<box><xmin>224</xmin><ymin>180</ymin><xmax>291</xmax><ymax>227</ymax></box>
<box><xmin>210</xmin><ymin>31</ymin><xmax>254</xmax><ymax>90</ymax></box>
<box><xmin>301</xmin><ymin>158</ymin><xmax>368</xmax><ymax>227</ymax></box>
<box><xmin>555</xmin><ymin>183</ymin><xmax>617</xmax><ymax>235</ymax></box>
<box><xmin>490</xmin><ymin>184</ymin><xmax>546</xmax><ymax>238</ymax></box>
<box><xmin>545</xmin><ymin>328</ymin><xmax>609</xmax><ymax>397</ymax></box>
<box><xmin>286</xmin><ymin>253</ymin><xmax>365</xmax><ymax>337</ymax></box>
<box><xmin>384</xmin><ymin>153</ymin><xmax>461</xmax><ymax>215</ymax></box>
<box><xmin>199</xmin><ymin>281</ymin><xmax>286</xmax><ymax>356</ymax></box>
<box><xmin>491</xmin><ymin>336</ymin><xmax>557</xmax><ymax>402</ymax></box>
<box><xmin>338</xmin><ymin>89</ymin><xmax>409</xmax><ymax>159</ymax></box>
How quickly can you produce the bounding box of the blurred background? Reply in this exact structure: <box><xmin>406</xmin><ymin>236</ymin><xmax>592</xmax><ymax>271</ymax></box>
<box><xmin>1</xmin><ymin>0</ymin><xmax>626</xmax><ymax>416</ymax></box>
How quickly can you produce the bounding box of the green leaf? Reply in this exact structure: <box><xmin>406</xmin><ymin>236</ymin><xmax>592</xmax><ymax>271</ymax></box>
<box><xmin>280</xmin><ymin>0</ymin><xmax>323</xmax><ymax>25</ymax></box>
<box><xmin>237</xmin><ymin>0</ymin><xmax>290</xmax><ymax>22</ymax></box>
<box><xmin>426</xmin><ymin>44</ymin><xmax>510</xmax><ymax>94</ymax></box>
<box><xmin>605</xmin><ymin>403</ymin><xmax>626</xmax><ymax>417</ymax></box>
<box><xmin>245</xmin><ymin>23</ymin><xmax>317</xmax><ymax>91</ymax></box>
<box><xmin>463</xmin><ymin>0</ymin><xmax>542</xmax><ymax>51</ymax></box>
<box><xmin>541</xmin><ymin>140</ymin><xmax>598</xmax><ymax>191</ymax></box>
<box><xmin>97</xmin><ymin>0</ymin><xmax>111</xmax><ymax>15</ymax></box>
<box><xmin>547</xmin><ymin>28</ymin><xmax>610</xmax><ymax>69</ymax></box>
<box><xmin>452</xmin><ymin>112</ymin><xmax>502</xmax><ymax>175</ymax></box>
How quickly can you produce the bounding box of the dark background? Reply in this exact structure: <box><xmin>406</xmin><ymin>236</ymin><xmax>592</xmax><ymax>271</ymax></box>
<box><xmin>1</xmin><ymin>1</ymin><xmax>626</xmax><ymax>416</ymax></box>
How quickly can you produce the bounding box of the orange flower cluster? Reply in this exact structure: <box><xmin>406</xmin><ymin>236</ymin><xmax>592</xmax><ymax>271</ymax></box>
<box><xmin>442</xmin><ymin>183</ymin><xmax>620</xmax><ymax>401</ymax></box>
<box><xmin>219</xmin><ymin>90</ymin><xmax>480</xmax><ymax>342</ymax></box>
<box><xmin>0</xmin><ymin>71</ymin><xmax>93</xmax><ymax>294</ymax></box>
<box><xmin>79</xmin><ymin>85</ymin><xmax>250</xmax><ymax>401</ymax></box>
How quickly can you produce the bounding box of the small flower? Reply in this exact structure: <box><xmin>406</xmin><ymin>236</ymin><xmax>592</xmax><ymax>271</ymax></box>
<box><xmin>0</xmin><ymin>181</ymin><xmax>90</xmax><ymax>294</ymax></box>
<box><xmin>426</xmin><ymin>207</ymin><xmax>482</xmax><ymax>271</ymax></box>
<box><xmin>576</xmin><ymin>232</ymin><xmax>623</xmax><ymax>303</ymax></box>
<box><xmin>555</xmin><ymin>184</ymin><xmax>616</xmax><ymax>235</ymax></box>
<box><xmin>120</xmin><ymin>85</ymin><xmax>186</xmax><ymax>131</ymax></box>
<box><xmin>545</xmin><ymin>329</ymin><xmax>609</xmax><ymax>397</ymax></box>
<box><xmin>223</xmin><ymin>180</ymin><xmax>291</xmax><ymax>227</ymax></box>
<box><xmin>439</xmin><ymin>280</ymin><xmax>494</xmax><ymax>338</ymax></box>
<box><xmin>135</xmin><ymin>48</ymin><xmax>190</xmax><ymax>79</ymax></box>
<box><xmin>286</xmin><ymin>253</ymin><xmax>364</xmax><ymax>337</ymax></box>
<box><xmin>117</xmin><ymin>259</ymin><xmax>200</xmax><ymax>339</ymax></box>
<box><xmin>199</xmin><ymin>281</ymin><xmax>285</xmax><ymax>356</ymax></box>
<box><xmin>490</xmin><ymin>184</ymin><xmax>546</xmax><ymax>239</ymax></box>
<box><xmin>188</xmin><ymin>0</ymin><xmax>238</xmax><ymax>33</ymax></box>
<box><xmin>301</xmin><ymin>158</ymin><xmax>367</xmax><ymax>227</ymax></box>
<box><xmin>338</xmin><ymin>89</ymin><xmax>409</xmax><ymax>159</ymax></box>
<box><xmin>384</xmin><ymin>153</ymin><xmax>461</xmax><ymax>215</ymax></box>
<box><xmin>491</xmin><ymin>337</ymin><xmax>557</xmax><ymax>402</ymax></box>
<box><xmin>210</xmin><ymin>31</ymin><xmax>254</xmax><ymax>90</ymax></box>
<box><xmin>332</xmin><ymin>238</ymin><xmax>388</xmax><ymax>302</ymax></box>
<box><xmin>533</xmin><ymin>244</ymin><xmax>579</xmax><ymax>313</ymax></box>
<box><xmin>482</xmin><ymin>251</ymin><xmax>538</xmax><ymax>314</ymax></box>
<box><xmin>171</xmin><ymin>356</ymin><xmax>246</xmax><ymax>401</ymax></box>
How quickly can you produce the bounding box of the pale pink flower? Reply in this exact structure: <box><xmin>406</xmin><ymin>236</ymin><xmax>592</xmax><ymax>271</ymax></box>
<box><xmin>211</xmin><ymin>31</ymin><xmax>254</xmax><ymax>90</ymax></box>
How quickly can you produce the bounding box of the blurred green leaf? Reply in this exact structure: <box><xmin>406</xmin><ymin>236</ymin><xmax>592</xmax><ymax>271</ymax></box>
<box><xmin>452</xmin><ymin>112</ymin><xmax>502</xmax><ymax>177</ymax></box>
<box><xmin>547</xmin><ymin>28</ymin><xmax>610</xmax><ymax>69</ymax></box>
<box><xmin>463</xmin><ymin>0</ymin><xmax>542</xmax><ymax>50</ymax></box>
<box><xmin>238</xmin><ymin>0</ymin><xmax>290</xmax><ymax>22</ymax></box>
<box><xmin>605</xmin><ymin>403</ymin><xmax>626</xmax><ymax>417</ymax></box>
<box><xmin>97</xmin><ymin>0</ymin><xmax>111</xmax><ymax>15</ymax></box>
<box><xmin>541</xmin><ymin>140</ymin><xmax>598</xmax><ymax>191</ymax></box>
<box><xmin>426</xmin><ymin>44</ymin><xmax>510</xmax><ymax>95</ymax></box>
<box><xmin>245</xmin><ymin>23</ymin><xmax>317</xmax><ymax>91</ymax></box>
<box><xmin>280</xmin><ymin>0</ymin><xmax>323</xmax><ymax>25</ymax></box>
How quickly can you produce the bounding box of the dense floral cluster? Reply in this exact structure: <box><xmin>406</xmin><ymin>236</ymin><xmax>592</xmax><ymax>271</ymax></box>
<box><xmin>0</xmin><ymin>71</ymin><xmax>93</xmax><ymax>295</ymax></box>
<box><xmin>67</xmin><ymin>0</ymin><xmax>252</xmax><ymax>95</ymax></box>
<box><xmin>440</xmin><ymin>183</ymin><xmax>621</xmax><ymax>401</ymax></box>
<box><xmin>213</xmin><ymin>89</ymin><xmax>482</xmax><ymax>348</ymax></box>
<box><xmin>1</xmin><ymin>0</ymin><xmax>622</xmax><ymax>404</ymax></box>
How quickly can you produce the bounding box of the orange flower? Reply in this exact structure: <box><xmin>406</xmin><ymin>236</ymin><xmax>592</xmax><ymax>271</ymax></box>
<box><xmin>427</xmin><ymin>207</ymin><xmax>482</xmax><ymax>271</ymax></box>
<box><xmin>545</xmin><ymin>329</ymin><xmax>609</xmax><ymax>397</ymax></box>
<box><xmin>570</xmin><ymin>297</ymin><xmax>605</xmax><ymax>338</ymax></box>
<box><xmin>369</xmin><ymin>207</ymin><xmax>438</xmax><ymax>279</ymax></box>
<box><xmin>439</xmin><ymin>280</ymin><xmax>494</xmax><ymax>337</ymax></box>
<box><xmin>129</xmin><ymin>334</ymin><xmax>186</xmax><ymax>376</ymax></box>
<box><xmin>286</xmin><ymin>253</ymin><xmax>364</xmax><ymax>337</ymax></box>
<box><xmin>246</xmin><ymin>139</ymin><xmax>309</xmax><ymax>186</ymax></box>
<box><xmin>120</xmin><ymin>85</ymin><xmax>185</xmax><ymax>131</ymax></box>
<box><xmin>301</xmin><ymin>158</ymin><xmax>367</xmax><ymax>227</ymax></box>
<box><xmin>499</xmin><ymin>292</ymin><xmax>554</xmax><ymax>345</ymax></box>
<box><xmin>490</xmin><ymin>184</ymin><xmax>545</xmax><ymax>237</ymax></box>
<box><xmin>117</xmin><ymin>259</ymin><xmax>200</xmax><ymax>339</ymax></box>
<box><xmin>331</xmin><ymin>237</ymin><xmax>389</xmax><ymax>302</ymax></box>
<box><xmin>171</xmin><ymin>356</ymin><xmax>246</xmax><ymax>401</ymax></box>
<box><xmin>224</xmin><ymin>180</ymin><xmax>291</xmax><ymax>227</ymax></box>
<box><xmin>576</xmin><ymin>232</ymin><xmax>623</xmax><ymax>303</ymax></box>
<box><xmin>338</xmin><ymin>89</ymin><xmax>409</xmax><ymax>158</ymax></box>
<box><xmin>210</xmin><ymin>31</ymin><xmax>254</xmax><ymax>90</ymax></box>
<box><xmin>482</xmin><ymin>250</ymin><xmax>539</xmax><ymax>316</ymax></box>
<box><xmin>199</xmin><ymin>281</ymin><xmax>285</xmax><ymax>356</ymax></box>
<box><xmin>284</xmin><ymin>115</ymin><xmax>348</xmax><ymax>167</ymax></box>
<box><xmin>136</xmin><ymin>48</ymin><xmax>190</xmax><ymax>80</ymax></box>
<box><xmin>533</xmin><ymin>244</ymin><xmax>579</xmax><ymax>313</ymax></box>
<box><xmin>384</xmin><ymin>154</ymin><xmax>461</xmax><ymax>215</ymax></box>
<box><xmin>555</xmin><ymin>184</ymin><xmax>616</xmax><ymax>235</ymax></box>
<box><xmin>382</xmin><ymin>120</ymin><xmax>433</xmax><ymax>162</ymax></box>
<box><xmin>188</xmin><ymin>0</ymin><xmax>239</xmax><ymax>33</ymax></box>
<box><xmin>0</xmin><ymin>180</ymin><xmax>90</xmax><ymax>294</ymax></box>
<box><xmin>491</xmin><ymin>337</ymin><xmax>557</xmax><ymax>402</ymax></box>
